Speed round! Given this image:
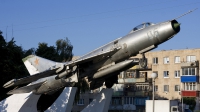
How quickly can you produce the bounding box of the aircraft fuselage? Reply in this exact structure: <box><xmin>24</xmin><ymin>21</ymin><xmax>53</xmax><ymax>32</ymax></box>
<box><xmin>78</xmin><ymin>20</ymin><xmax>180</xmax><ymax>80</ymax></box>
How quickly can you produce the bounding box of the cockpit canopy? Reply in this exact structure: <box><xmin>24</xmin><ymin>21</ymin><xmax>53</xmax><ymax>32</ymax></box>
<box><xmin>129</xmin><ymin>22</ymin><xmax>155</xmax><ymax>34</ymax></box>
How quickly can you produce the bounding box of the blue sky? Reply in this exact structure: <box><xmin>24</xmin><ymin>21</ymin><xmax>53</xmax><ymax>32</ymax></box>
<box><xmin>0</xmin><ymin>0</ymin><xmax>200</xmax><ymax>56</ymax></box>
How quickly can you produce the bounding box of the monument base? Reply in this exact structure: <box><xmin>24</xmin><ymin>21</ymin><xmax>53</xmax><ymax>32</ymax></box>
<box><xmin>0</xmin><ymin>87</ymin><xmax>77</xmax><ymax>112</ymax></box>
<box><xmin>1</xmin><ymin>88</ymin><xmax>113</xmax><ymax>112</ymax></box>
<box><xmin>81</xmin><ymin>88</ymin><xmax>113</xmax><ymax>112</ymax></box>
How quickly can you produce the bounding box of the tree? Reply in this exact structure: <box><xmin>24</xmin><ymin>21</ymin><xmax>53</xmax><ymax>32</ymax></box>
<box><xmin>23</xmin><ymin>48</ymin><xmax>35</xmax><ymax>57</ymax></box>
<box><xmin>35</xmin><ymin>37</ymin><xmax>73</xmax><ymax>62</ymax></box>
<box><xmin>0</xmin><ymin>31</ymin><xmax>29</xmax><ymax>101</ymax></box>
<box><xmin>35</xmin><ymin>42</ymin><xmax>58</xmax><ymax>61</ymax></box>
<box><xmin>56</xmin><ymin>37</ymin><xmax>73</xmax><ymax>62</ymax></box>
<box><xmin>183</xmin><ymin>97</ymin><xmax>196</xmax><ymax>111</ymax></box>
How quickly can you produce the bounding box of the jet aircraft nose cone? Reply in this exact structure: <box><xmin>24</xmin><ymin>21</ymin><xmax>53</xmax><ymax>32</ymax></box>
<box><xmin>171</xmin><ymin>20</ymin><xmax>180</xmax><ymax>33</ymax></box>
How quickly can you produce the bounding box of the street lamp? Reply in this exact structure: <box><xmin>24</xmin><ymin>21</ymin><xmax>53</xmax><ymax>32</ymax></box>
<box><xmin>151</xmin><ymin>73</ymin><xmax>157</xmax><ymax>112</ymax></box>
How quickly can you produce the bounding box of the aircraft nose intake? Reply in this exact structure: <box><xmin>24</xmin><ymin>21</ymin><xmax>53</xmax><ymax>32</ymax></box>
<box><xmin>173</xmin><ymin>23</ymin><xmax>180</xmax><ymax>29</ymax></box>
<box><xmin>171</xmin><ymin>20</ymin><xmax>180</xmax><ymax>33</ymax></box>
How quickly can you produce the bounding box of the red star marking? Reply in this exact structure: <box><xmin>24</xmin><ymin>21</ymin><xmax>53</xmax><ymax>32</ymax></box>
<box><xmin>34</xmin><ymin>58</ymin><xmax>39</xmax><ymax>65</ymax></box>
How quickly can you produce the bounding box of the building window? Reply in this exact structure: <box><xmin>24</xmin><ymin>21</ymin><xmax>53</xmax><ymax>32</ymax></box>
<box><xmin>164</xmin><ymin>57</ymin><xmax>169</xmax><ymax>64</ymax></box>
<box><xmin>77</xmin><ymin>99</ymin><xmax>84</xmax><ymax>105</ymax></box>
<box><xmin>111</xmin><ymin>97</ymin><xmax>121</xmax><ymax>105</ymax></box>
<box><xmin>174</xmin><ymin>56</ymin><xmax>180</xmax><ymax>63</ymax></box>
<box><xmin>163</xmin><ymin>71</ymin><xmax>169</xmax><ymax>78</ymax></box>
<box><xmin>118</xmin><ymin>72</ymin><xmax>124</xmax><ymax>78</ymax></box>
<box><xmin>164</xmin><ymin>85</ymin><xmax>169</xmax><ymax>92</ymax></box>
<box><xmin>182</xmin><ymin>68</ymin><xmax>196</xmax><ymax>75</ymax></box>
<box><xmin>175</xmin><ymin>85</ymin><xmax>180</xmax><ymax>91</ymax></box>
<box><xmin>187</xmin><ymin>55</ymin><xmax>196</xmax><ymax>62</ymax></box>
<box><xmin>124</xmin><ymin>97</ymin><xmax>134</xmax><ymax>105</ymax></box>
<box><xmin>184</xmin><ymin>83</ymin><xmax>196</xmax><ymax>90</ymax></box>
<box><xmin>174</xmin><ymin>70</ymin><xmax>180</xmax><ymax>78</ymax></box>
<box><xmin>125</xmin><ymin>71</ymin><xmax>135</xmax><ymax>78</ymax></box>
<box><xmin>153</xmin><ymin>57</ymin><xmax>158</xmax><ymax>64</ymax></box>
<box><xmin>154</xmin><ymin>85</ymin><xmax>158</xmax><ymax>91</ymax></box>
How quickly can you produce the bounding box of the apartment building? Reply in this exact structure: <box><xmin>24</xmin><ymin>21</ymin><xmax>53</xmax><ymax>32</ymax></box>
<box><xmin>140</xmin><ymin>48</ymin><xmax>200</xmax><ymax>100</ymax></box>
<box><xmin>72</xmin><ymin>48</ymin><xmax>200</xmax><ymax>112</ymax></box>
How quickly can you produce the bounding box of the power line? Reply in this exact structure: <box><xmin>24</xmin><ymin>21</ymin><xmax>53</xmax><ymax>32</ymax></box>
<box><xmin>13</xmin><ymin>2</ymin><xmax>200</xmax><ymax>32</ymax></box>
<box><xmin>0</xmin><ymin>0</ymin><xmax>184</xmax><ymax>28</ymax></box>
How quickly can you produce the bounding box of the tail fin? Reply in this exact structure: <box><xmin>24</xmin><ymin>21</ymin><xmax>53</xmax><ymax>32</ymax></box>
<box><xmin>22</xmin><ymin>55</ymin><xmax>62</xmax><ymax>75</ymax></box>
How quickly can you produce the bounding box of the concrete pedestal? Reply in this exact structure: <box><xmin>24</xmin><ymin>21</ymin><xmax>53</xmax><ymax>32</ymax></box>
<box><xmin>0</xmin><ymin>87</ymin><xmax>77</xmax><ymax>112</ymax></box>
<box><xmin>45</xmin><ymin>87</ymin><xmax>77</xmax><ymax>112</ymax></box>
<box><xmin>81</xmin><ymin>88</ymin><xmax>113</xmax><ymax>112</ymax></box>
<box><xmin>1</xmin><ymin>88</ymin><xmax>113</xmax><ymax>112</ymax></box>
<box><xmin>0</xmin><ymin>92</ymin><xmax>40</xmax><ymax>112</ymax></box>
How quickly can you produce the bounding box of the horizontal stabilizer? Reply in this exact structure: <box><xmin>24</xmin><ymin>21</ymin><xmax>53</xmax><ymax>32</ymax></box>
<box><xmin>7</xmin><ymin>82</ymin><xmax>44</xmax><ymax>94</ymax></box>
<box><xmin>3</xmin><ymin>68</ymin><xmax>59</xmax><ymax>88</ymax></box>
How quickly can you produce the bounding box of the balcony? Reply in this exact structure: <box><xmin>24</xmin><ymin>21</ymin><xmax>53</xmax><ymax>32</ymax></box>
<box><xmin>109</xmin><ymin>104</ymin><xmax>136</xmax><ymax>110</ymax></box>
<box><xmin>147</xmin><ymin>78</ymin><xmax>152</xmax><ymax>83</ymax></box>
<box><xmin>181</xmin><ymin>91</ymin><xmax>199</xmax><ymax>97</ymax></box>
<box><xmin>181</xmin><ymin>76</ymin><xmax>199</xmax><ymax>82</ymax></box>
<box><xmin>181</xmin><ymin>61</ymin><xmax>199</xmax><ymax>68</ymax></box>
<box><xmin>129</xmin><ymin>64</ymin><xmax>152</xmax><ymax>71</ymax></box>
<box><xmin>118</xmin><ymin>78</ymin><xmax>145</xmax><ymax>83</ymax></box>
<box><xmin>124</xmin><ymin>91</ymin><xmax>150</xmax><ymax>97</ymax></box>
<box><xmin>112</xmin><ymin>91</ymin><xmax>124</xmax><ymax>96</ymax></box>
<box><xmin>109</xmin><ymin>105</ymin><xmax>123</xmax><ymax>110</ymax></box>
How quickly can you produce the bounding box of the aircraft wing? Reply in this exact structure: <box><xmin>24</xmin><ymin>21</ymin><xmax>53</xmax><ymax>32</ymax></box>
<box><xmin>66</xmin><ymin>47</ymin><xmax>121</xmax><ymax>66</ymax></box>
<box><xmin>3</xmin><ymin>68</ymin><xmax>59</xmax><ymax>88</ymax></box>
<box><xmin>4</xmin><ymin>46</ymin><xmax>120</xmax><ymax>89</ymax></box>
<box><xmin>7</xmin><ymin>82</ymin><xmax>44</xmax><ymax>94</ymax></box>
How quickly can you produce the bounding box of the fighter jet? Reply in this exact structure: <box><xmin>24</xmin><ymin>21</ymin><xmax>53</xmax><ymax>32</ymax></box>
<box><xmin>3</xmin><ymin>10</ymin><xmax>193</xmax><ymax>95</ymax></box>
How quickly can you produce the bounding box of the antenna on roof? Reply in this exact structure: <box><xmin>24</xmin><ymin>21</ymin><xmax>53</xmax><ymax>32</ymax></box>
<box><xmin>12</xmin><ymin>24</ymin><xmax>13</xmax><ymax>38</ymax></box>
<box><xmin>6</xmin><ymin>26</ymin><xmax>8</xmax><ymax>41</ymax></box>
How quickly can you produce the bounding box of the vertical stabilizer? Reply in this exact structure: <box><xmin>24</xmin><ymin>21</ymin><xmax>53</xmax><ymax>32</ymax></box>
<box><xmin>22</xmin><ymin>55</ymin><xmax>62</xmax><ymax>75</ymax></box>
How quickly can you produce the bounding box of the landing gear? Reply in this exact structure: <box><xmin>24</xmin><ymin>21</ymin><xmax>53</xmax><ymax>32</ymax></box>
<box><xmin>105</xmin><ymin>75</ymin><xmax>118</xmax><ymax>88</ymax></box>
<box><xmin>139</xmin><ymin>53</ymin><xmax>147</xmax><ymax>68</ymax></box>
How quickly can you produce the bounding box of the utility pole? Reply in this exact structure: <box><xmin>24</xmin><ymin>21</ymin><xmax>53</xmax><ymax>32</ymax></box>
<box><xmin>151</xmin><ymin>73</ymin><xmax>157</xmax><ymax>112</ymax></box>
